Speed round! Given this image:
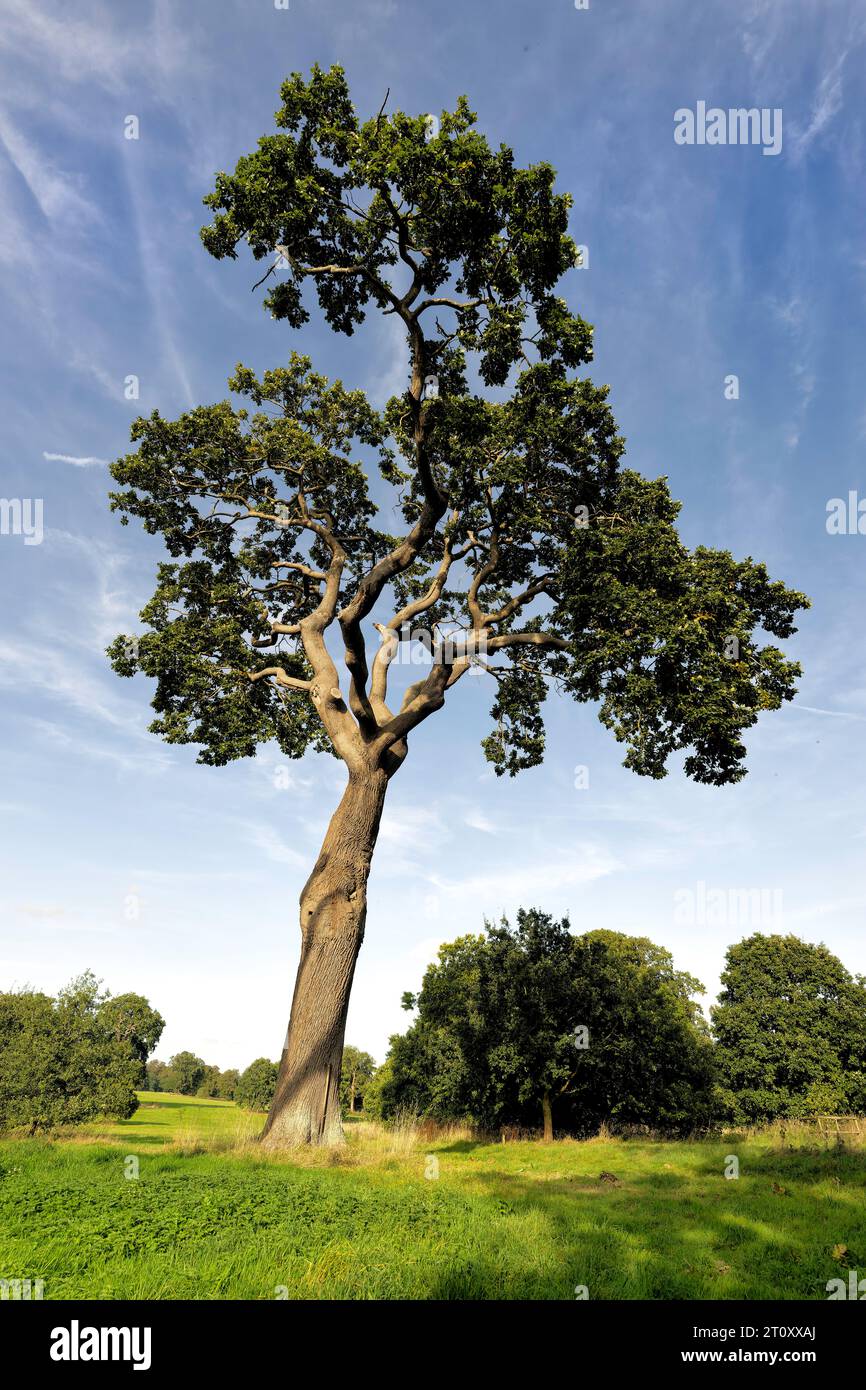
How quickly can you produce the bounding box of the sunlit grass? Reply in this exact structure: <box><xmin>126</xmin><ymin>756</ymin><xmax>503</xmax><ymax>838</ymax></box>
<box><xmin>1</xmin><ymin>1093</ymin><xmax>864</xmax><ymax>1300</ymax></box>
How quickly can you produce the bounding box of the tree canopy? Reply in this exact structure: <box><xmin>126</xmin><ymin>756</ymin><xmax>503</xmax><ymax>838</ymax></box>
<box><xmin>164</xmin><ymin>1050</ymin><xmax>207</xmax><ymax>1096</ymax></box>
<box><xmin>0</xmin><ymin>973</ymin><xmax>164</xmax><ymax>1133</ymax></box>
<box><xmin>108</xmin><ymin>63</ymin><xmax>807</xmax><ymax>788</ymax></box>
<box><xmin>98</xmin><ymin>992</ymin><xmax>165</xmax><ymax>1085</ymax></box>
<box><xmin>382</xmin><ymin>911</ymin><xmax>716</xmax><ymax>1136</ymax></box>
<box><xmin>712</xmin><ymin>934</ymin><xmax>866</xmax><ymax>1123</ymax></box>
<box><xmin>340</xmin><ymin>1045</ymin><xmax>377</xmax><ymax>1113</ymax></box>
<box><xmin>235</xmin><ymin>1057</ymin><xmax>279</xmax><ymax>1112</ymax></box>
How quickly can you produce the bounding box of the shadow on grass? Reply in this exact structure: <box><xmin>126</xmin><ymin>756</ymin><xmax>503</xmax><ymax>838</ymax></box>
<box><xmin>436</xmin><ymin>1139</ymin><xmax>490</xmax><ymax>1155</ymax></box>
<box><xmin>702</xmin><ymin>1145</ymin><xmax>866</xmax><ymax>1177</ymax></box>
<box><xmin>82</xmin><ymin>1134</ymin><xmax>172</xmax><ymax>1147</ymax></box>
<box><xmin>129</xmin><ymin>1100</ymin><xmax>199</xmax><ymax>1111</ymax></box>
<box><xmin>422</xmin><ymin>1152</ymin><xmax>866</xmax><ymax>1300</ymax></box>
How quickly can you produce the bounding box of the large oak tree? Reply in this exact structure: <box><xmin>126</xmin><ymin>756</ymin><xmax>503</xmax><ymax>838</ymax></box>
<box><xmin>108</xmin><ymin>66</ymin><xmax>807</xmax><ymax>1146</ymax></box>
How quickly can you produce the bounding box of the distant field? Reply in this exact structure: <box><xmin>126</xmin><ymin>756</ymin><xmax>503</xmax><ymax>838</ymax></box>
<box><xmin>1</xmin><ymin>1093</ymin><xmax>864</xmax><ymax>1300</ymax></box>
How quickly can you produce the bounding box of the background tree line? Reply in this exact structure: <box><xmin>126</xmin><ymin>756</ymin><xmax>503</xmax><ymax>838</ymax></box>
<box><xmin>144</xmin><ymin>1047</ymin><xmax>377</xmax><ymax>1116</ymax></box>
<box><xmin>367</xmin><ymin>913</ymin><xmax>866</xmax><ymax>1136</ymax></box>
<box><xmin>4</xmin><ymin>922</ymin><xmax>864</xmax><ymax>1136</ymax></box>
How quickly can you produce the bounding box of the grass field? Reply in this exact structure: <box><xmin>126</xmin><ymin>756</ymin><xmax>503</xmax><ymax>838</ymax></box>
<box><xmin>1</xmin><ymin>1093</ymin><xmax>864</xmax><ymax>1300</ymax></box>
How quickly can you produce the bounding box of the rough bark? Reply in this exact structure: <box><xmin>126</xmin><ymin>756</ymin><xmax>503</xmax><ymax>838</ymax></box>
<box><xmin>542</xmin><ymin>1092</ymin><xmax>554</xmax><ymax>1143</ymax></box>
<box><xmin>260</xmin><ymin>768</ymin><xmax>388</xmax><ymax>1147</ymax></box>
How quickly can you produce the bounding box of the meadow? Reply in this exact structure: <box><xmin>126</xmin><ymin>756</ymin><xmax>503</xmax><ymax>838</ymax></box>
<box><xmin>1</xmin><ymin>1093</ymin><xmax>864</xmax><ymax>1300</ymax></box>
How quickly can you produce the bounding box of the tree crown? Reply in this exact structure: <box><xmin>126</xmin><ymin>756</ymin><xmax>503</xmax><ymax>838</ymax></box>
<box><xmin>109</xmin><ymin>65</ymin><xmax>808</xmax><ymax>785</ymax></box>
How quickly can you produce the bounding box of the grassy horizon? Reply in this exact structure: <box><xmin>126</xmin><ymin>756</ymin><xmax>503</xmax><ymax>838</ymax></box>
<box><xmin>1</xmin><ymin>1092</ymin><xmax>864</xmax><ymax>1300</ymax></box>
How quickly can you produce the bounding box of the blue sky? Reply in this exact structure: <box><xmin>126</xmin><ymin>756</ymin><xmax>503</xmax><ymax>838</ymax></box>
<box><xmin>2</xmin><ymin>0</ymin><xmax>866</xmax><ymax>1071</ymax></box>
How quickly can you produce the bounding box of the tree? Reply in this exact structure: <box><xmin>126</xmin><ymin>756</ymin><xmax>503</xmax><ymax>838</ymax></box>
<box><xmin>712</xmin><ymin>934</ymin><xmax>866</xmax><ymax>1124</ymax></box>
<box><xmin>98</xmin><ymin>993</ymin><xmax>165</xmax><ymax>1085</ymax></box>
<box><xmin>217</xmin><ymin>1068</ymin><xmax>240</xmax><ymax>1100</ymax></box>
<box><xmin>164</xmin><ymin>1051</ymin><xmax>207</xmax><ymax>1096</ymax></box>
<box><xmin>485</xmin><ymin>910</ymin><xmax>587</xmax><ymax>1140</ymax></box>
<box><xmin>0</xmin><ymin>973</ymin><xmax>160</xmax><ymax>1132</ymax></box>
<box><xmin>339</xmin><ymin>1045</ymin><xmax>377</xmax><ymax>1113</ymax></box>
<box><xmin>107</xmin><ymin>65</ymin><xmax>807</xmax><ymax>1146</ymax></box>
<box><xmin>196</xmin><ymin>1064</ymin><xmax>222</xmax><ymax>1098</ymax></box>
<box><xmin>360</xmin><ymin>1057</ymin><xmax>394</xmax><ymax>1121</ymax></box>
<box><xmin>385</xmin><ymin>912</ymin><xmax>716</xmax><ymax>1137</ymax></box>
<box><xmin>235</xmin><ymin>1058</ymin><xmax>279</xmax><ymax>1112</ymax></box>
<box><xmin>145</xmin><ymin>1058</ymin><xmax>169</xmax><ymax>1092</ymax></box>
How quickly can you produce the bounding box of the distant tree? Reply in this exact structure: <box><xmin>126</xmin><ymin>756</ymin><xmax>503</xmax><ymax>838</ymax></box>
<box><xmin>386</xmin><ymin>913</ymin><xmax>715</xmax><ymax>1137</ymax></box>
<box><xmin>217</xmin><ymin>1068</ymin><xmax>240</xmax><ymax>1101</ymax></box>
<box><xmin>108</xmin><ymin>64</ymin><xmax>807</xmax><ymax>1147</ymax></box>
<box><xmin>145</xmin><ymin>1059</ymin><xmax>169</xmax><ymax>1092</ymax></box>
<box><xmin>236</xmin><ymin>1058</ymin><xmax>279</xmax><ymax>1112</ymax></box>
<box><xmin>165</xmin><ymin>1051</ymin><xmax>207</xmax><ymax>1096</ymax></box>
<box><xmin>360</xmin><ymin>1057</ymin><xmax>394</xmax><ymax>1121</ymax></box>
<box><xmin>196</xmin><ymin>1064</ymin><xmax>222</xmax><ymax>1098</ymax></box>
<box><xmin>339</xmin><ymin>1046</ymin><xmax>377</xmax><ymax>1113</ymax></box>
<box><xmin>0</xmin><ymin>972</ymin><xmax>157</xmax><ymax>1132</ymax></box>
<box><xmin>98</xmin><ymin>993</ymin><xmax>165</xmax><ymax>1085</ymax></box>
<box><xmin>712</xmin><ymin>934</ymin><xmax>866</xmax><ymax>1124</ymax></box>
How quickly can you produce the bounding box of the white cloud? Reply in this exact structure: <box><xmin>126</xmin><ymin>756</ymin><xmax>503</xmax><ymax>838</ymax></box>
<box><xmin>43</xmin><ymin>452</ymin><xmax>107</xmax><ymax>467</ymax></box>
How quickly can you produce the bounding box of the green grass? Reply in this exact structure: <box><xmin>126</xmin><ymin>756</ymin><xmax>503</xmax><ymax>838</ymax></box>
<box><xmin>1</xmin><ymin>1093</ymin><xmax>864</xmax><ymax>1299</ymax></box>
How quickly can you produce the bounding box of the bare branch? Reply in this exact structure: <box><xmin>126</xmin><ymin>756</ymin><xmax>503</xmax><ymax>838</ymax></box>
<box><xmin>248</xmin><ymin>666</ymin><xmax>312</xmax><ymax>693</ymax></box>
<box><xmin>482</xmin><ymin>575</ymin><xmax>557</xmax><ymax>627</ymax></box>
<box><xmin>486</xmin><ymin>631</ymin><xmax>569</xmax><ymax>653</ymax></box>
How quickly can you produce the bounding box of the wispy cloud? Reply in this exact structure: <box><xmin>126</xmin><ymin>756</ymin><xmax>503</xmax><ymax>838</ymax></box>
<box><xmin>43</xmin><ymin>451</ymin><xmax>107</xmax><ymax>467</ymax></box>
<box><xmin>789</xmin><ymin>52</ymin><xmax>847</xmax><ymax>163</ymax></box>
<box><xmin>0</xmin><ymin>635</ymin><xmax>144</xmax><ymax>734</ymax></box>
<box><xmin>0</xmin><ymin>0</ymin><xmax>195</xmax><ymax>96</ymax></box>
<box><xmin>0</xmin><ymin>112</ymin><xmax>98</xmax><ymax>226</ymax></box>
<box><xmin>791</xmin><ymin>704</ymin><xmax>866</xmax><ymax>722</ymax></box>
<box><xmin>429</xmin><ymin>843</ymin><xmax>620</xmax><ymax>902</ymax></box>
<box><xmin>240</xmin><ymin>821</ymin><xmax>306</xmax><ymax>868</ymax></box>
<box><xmin>26</xmin><ymin>717</ymin><xmax>174</xmax><ymax>776</ymax></box>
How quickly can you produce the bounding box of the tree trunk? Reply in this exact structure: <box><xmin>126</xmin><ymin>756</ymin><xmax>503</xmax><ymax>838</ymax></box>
<box><xmin>261</xmin><ymin>768</ymin><xmax>388</xmax><ymax>1148</ymax></box>
<box><xmin>542</xmin><ymin>1092</ymin><xmax>553</xmax><ymax>1143</ymax></box>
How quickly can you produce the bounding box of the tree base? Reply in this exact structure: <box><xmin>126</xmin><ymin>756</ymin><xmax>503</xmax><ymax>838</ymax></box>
<box><xmin>259</xmin><ymin>1107</ymin><xmax>345</xmax><ymax>1150</ymax></box>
